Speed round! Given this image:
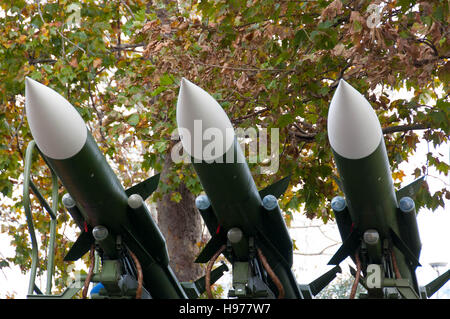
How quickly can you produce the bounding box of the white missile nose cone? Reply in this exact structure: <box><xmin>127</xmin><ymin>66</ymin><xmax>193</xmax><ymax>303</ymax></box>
<box><xmin>327</xmin><ymin>79</ymin><xmax>382</xmax><ymax>159</ymax></box>
<box><xmin>176</xmin><ymin>78</ymin><xmax>235</xmax><ymax>161</ymax></box>
<box><xmin>25</xmin><ymin>77</ymin><xmax>87</xmax><ymax>159</ymax></box>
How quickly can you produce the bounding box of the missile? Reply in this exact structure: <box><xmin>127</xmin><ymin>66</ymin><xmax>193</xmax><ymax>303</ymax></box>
<box><xmin>326</xmin><ymin>79</ymin><xmax>448</xmax><ymax>298</ymax></box>
<box><xmin>25</xmin><ymin>77</ymin><xmax>188</xmax><ymax>299</ymax></box>
<box><xmin>177</xmin><ymin>78</ymin><xmax>333</xmax><ymax>299</ymax></box>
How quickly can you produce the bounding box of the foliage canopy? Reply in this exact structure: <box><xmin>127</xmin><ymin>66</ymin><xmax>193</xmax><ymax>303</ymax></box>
<box><xmin>0</xmin><ymin>0</ymin><xmax>448</xmax><ymax>293</ymax></box>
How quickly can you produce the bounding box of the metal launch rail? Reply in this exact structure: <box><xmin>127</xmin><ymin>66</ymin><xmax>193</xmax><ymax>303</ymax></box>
<box><xmin>23</xmin><ymin>139</ymin><xmax>91</xmax><ymax>298</ymax></box>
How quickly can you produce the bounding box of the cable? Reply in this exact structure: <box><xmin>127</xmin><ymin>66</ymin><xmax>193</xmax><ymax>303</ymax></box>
<box><xmin>256</xmin><ymin>247</ymin><xmax>285</xmax><ymax>299</ymax></box>
<box><xmin>205</xmin><ymin>244</ymin><xmax>226</xmax><ymax>299</ymax></box>
<box><xmin>128</xmin><ymin>248</ymin><xmax>143</xmax><ymax>299</ymax></box>
<box><xmin>82</xmin><ymin>245</ymin><xmax>95</xmax><ymax>299</ymax></box>
<box><xmin>349</xmin><ymin>251</ymin><xmax>361</xmax><ymax>299</ymax></box>
<box><xmin>391</xmin><ymin>250</ymin><xmax>402</xmax><ymax>279</ymax></box>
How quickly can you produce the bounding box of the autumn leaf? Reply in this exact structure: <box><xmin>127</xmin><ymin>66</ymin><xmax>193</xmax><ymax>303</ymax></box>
<box><xmin>392</xmin><ymin>170</ymin><xmax>406</xmax><ymax>182</ymax></box>
<box><xmin>320</xmin><ymin>0</ymin><xmax>343</xmax><ymax>21</ymax></box>
<box><xmin>1</xmin><ymin>0</ymin><xmax>448</xmax><ymax>296</ymax></box>
<box><xmin>236</xmin><ymin>72</ymin><xmax>248</xmax><ymax>90</ymax></box>
<box><xmin>93</xmin><ymin>58</ymin><xmax>102</xmax><ymax>69</ymax></box>
<box><xmin>69</xmin><ymin>56</ymin><xmax>78</xmax><ymax>68</ymax></box>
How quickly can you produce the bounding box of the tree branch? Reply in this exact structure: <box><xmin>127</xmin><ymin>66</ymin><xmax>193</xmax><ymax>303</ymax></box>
<box><xmin>28</xmin><ymin>58</ymin><xmax>57</xmax><ymax>65</ymax></box>
<box><xmin>231</xmin><ymin>107</ymin><xmax>271</xmax><ymax>124</ymax></box>
<box><xmin>109</xmin><ymin>43</ymin><xmax>146</xmax><ymax>52</ymax></box>
<box><xmin>382</xmin><ymin>124</ymin><xmax>431</xmax><ymax>135</ymax></box>
<box><xmin>196</xmin><ymin>61</ymin><xmax>295</xmax><ymax>73</ymax></box>
<box><xmin>294</xmin><ymin>242</ymin><xmax>339</xmax><ymax>256</ymax></box>
<box><xmin>87</xmin><ymin>82</ymin><xmax>107</xmax><ymax>145</ymax></box>
<box><xmin>288</xmin><ymin>129</ymin><xmax>317</xmax><ymax>142</ymax></box>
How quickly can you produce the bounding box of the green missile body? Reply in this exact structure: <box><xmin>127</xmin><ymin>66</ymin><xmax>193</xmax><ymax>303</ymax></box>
<box><xmin>326</xmin><ymin>79</ymin><xmax>434</xmax><ymax>298</ymax></box>
<box><xmin>25</xmin><ymin>77</ymin><xmax>187</xmax><ymax>299</ymax></box>
<box><xmin>176</xmin><ymin>78</ymin><xmax>304</xmax><ymax>299</ymax></box>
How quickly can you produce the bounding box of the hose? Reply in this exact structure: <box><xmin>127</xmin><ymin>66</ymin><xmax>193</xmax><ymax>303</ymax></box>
<box><xmin>391</xmin><ymin>250</ymin><xmax>402</xmax><ymax>279</ymax></box>
<box><xmin>128</xmin><ymin>248</ymin><xmax>143</xmax><ymax>299</ymax></box>
<box><xmin>82</xmin><ymin>245</ymin><xmax>95</xmax><ymax>299</ymax></box>
<box><xmin>349</xmin><ymin>251</ymin><xmax>361</xmax><ymax>299</ymax></box>
<box><xmin>256</xmin><ymin>247</ymin><xmax>285</xmax><ymax>299</ymax></box>
<box><xmin>205</xmin><ymin>244</ymin><xmax>226</xmax><ymax>299</ymax></box>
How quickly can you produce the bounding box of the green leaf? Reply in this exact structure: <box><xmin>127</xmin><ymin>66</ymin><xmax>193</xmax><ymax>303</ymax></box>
<box><xmin>277</xmin><ymin>114</ymin><xmax>293</xmax><ymax>128</ymax></box>
<box><xmin>155</xmin><ymin>141</ymin><xmax>167</xmax><ymax>153</ymax></box>
<box><xmin>127</xmin><ymin>113</ymin><xmax>140</xmax><ymax>126</ymax></box>
<box><xmin>170</xmin><ymin>192</ymin><xmax>182</xmax><ymax>203</ymax></box>
<box><xmin>160</xmin><ymin>73</ymin><xmax>174</xmax><ymax>86</ymax></box>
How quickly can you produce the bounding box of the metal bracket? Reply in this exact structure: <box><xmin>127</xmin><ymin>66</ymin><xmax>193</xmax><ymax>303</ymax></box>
<box><xmin>23</xmin><ymin>140</ymin><xmax>59</xmax><ymax>297</ymax></box>
<box><xmin>227</xmin><ymin>237</ymin><xmax>274</xmax><ymax>298</ymax></box>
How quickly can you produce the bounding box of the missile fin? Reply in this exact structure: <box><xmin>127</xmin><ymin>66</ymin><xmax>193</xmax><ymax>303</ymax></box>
<box><xmin>192</xmin><ymin>262</ymin><xmax>229</xmax><ymax>297</ymax></box>
<box><xmin>327</xmin><ymin>231</ymin><xmax>360</xmax><ymax>265</ymax></box>
<box><xmin>121</xmin><ymin>226</ymin><xmax>156</xmax><ymax>263</ymax></box>
<box><xmin>64</xmin><ymin>231</ymin><xmax>95</xmax><ymax>261</ymax></box>
<box><xmin>194</xmin><ymin>233</ymin><xmax>226</xmax><ymax>263</ymax></box>
<box><xmin>256</xmin><ymin>227</ymin><xmax>292</xmax><ymax>267</ymax></box>
<box><xmin>258</xmin><ymin>175</ymin><xmax>291</xmax><ymax>199</ymax></box>
<box><xmin>424</xmin><ymin>269</ymin><xmax>450</xmax><ymax>298</ymax></box>
<box><xmin>395</xmin><ymin>176</ymin><xmax>426</xmax><ymax>201</ymax></box>
<box><xmin>125</xmin><ymin>173</ymin><xmax>160</xmax><ymax>201</ymax></box>
<box><xmin>389</xmin><ymin>228</ymin><xmax>421</xmax><ymax>267</ymax></box>
<box><xmin>307</xmin><ymin>265</ymin><xmax>342</xmax><ymax>296</ymax></box>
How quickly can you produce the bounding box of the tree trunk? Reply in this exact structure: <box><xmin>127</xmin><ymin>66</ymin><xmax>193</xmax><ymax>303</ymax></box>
<box><xmin>156</xmin><ymin>154</ymin><xmax>203</xmax><ymax>282</ymax></box>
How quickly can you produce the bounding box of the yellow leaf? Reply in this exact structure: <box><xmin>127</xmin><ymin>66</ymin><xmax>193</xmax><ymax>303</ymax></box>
<box><xmin>18</xmin><ymin>34</ymin><xmax>27</xmax><ymax>44</ymax></box>
<box><xmin>392</xmin><ymin>170</ymin><xmax>406</xmax><ymax>182</ymax></box>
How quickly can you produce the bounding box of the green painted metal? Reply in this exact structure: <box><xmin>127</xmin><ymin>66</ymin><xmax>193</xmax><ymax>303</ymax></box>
<box><xmin>395</xmin><ymin>176</ymin><xmax>426</xmax><ymax>201</ymax></box>
<box><xmin>333</xmin><ymin>141</ymin><xmax>398</xmax><ymax>238</ymax></box>
<box><xmin>192</xmin><ymin>139</ymin><xmax>302</xmax><ymax>298</ymax></box>
<box><xmin>425</xmin><ymin>269</ymin><xmax>450</xmax><ymax>298</ymax></box>
<box><xmin>232</xmin><ymin>262</ymin><xmax>252</xmax><ymax>297</ymax></box>
<box><xmin>191</xmin><ymin>262</ymin><xmax>229</xmax><ymax>297</ymax></box>
<box><xmin>397</xmin><ymin>204</ymin><xmax>421</xmax><ymax>261</ymax></box>
<box><xmin>331</xmin><ymin>139</ymin><xmax>424</xmax><ymax>298</ymax></box>
<box><xmin>197</xmin><ymin>202</ymin><xmax>219</xmax><ymax>236</ymax></box>
<box><xmin>261</xmin><ymin>200</ymin><xmax>293</xmax><ymax>266</ymax></box>
<box><xmin>193</xmin><ymin>140</ymin><xmax>264</xmax><ymax>235</ymax></box>
<box><xmin>44</xmin><ymin>133</ymin><xmax>129</xmax><ymax>233</ymax></box>
<box><xmin>382</xmin><ymin>278</ymin><xmax>420</xmax><ymax>299</ymax></box>
<box><xmin>46</xmin><ymin>172</ymin><xmax>58</xmax><ymax>294</ymax></box>
<box><xmin>27</xmin><ymin>281</ymin><xmax>82</xmax><ymax>299</ymax></box>
<box><xmin>332</xmin><ymin>205</ymin><xmax>353</xmax><ymax>243</ymax></box>
<box><xmin>40</xmin><ymin>132</ymin><xmax>188</xmax><ymax>299</ymax></box>
<box><xmin>308</xmin><ymin>265</ymin><xmax>342</xmax><ymax>296</ymax></box>
<box><xmin>23</xmin><ymin>140</ymin><xmax>59</xmax><ymax>296</ymax></box>
<box><xmin>126</xmin><ymin>198</ymin><xmax>169</xmax><ymax>266</ymax></box>
<box><xmin>258</xmin><ymin>175</ymin><xmax>291</xmax><ymax>199</ymax></box>
<box><xmin>180</xmin><ymin>266</ymin><xmax>232</xmax><ymax>299</ymax></box>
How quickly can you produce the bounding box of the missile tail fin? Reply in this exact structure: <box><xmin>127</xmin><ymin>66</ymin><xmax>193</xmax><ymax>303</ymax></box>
<box><xmin>424</xmin><ymin>269</ymin><xmax>450</xmax><ymax>298</ymax></box>
<box><xmin>125</xmin><ymin>173</ymin><xmax>160</xmax><ymax>201</ymax></box>
<box><xmin>193</xmin><ymin>262</ymin><xmax>229</xmax><ymax>297</ymax></box>
<box><xmin>259</xmin><ymin>175</ymin><xmax>291</xmax><ymax>199</ymax></box>
<box><xmin>327</xmin><ymin>231</ymin><xmax>360</xmax><ymax>265</ymax></box>
<box><xmin>181</xmin><ymin>263</ymin><xmax>229</xmax><ymax>299</ymax></box>
<box><xmin>64</xmin><ymin>231</ymin><xmax>94</xmax><ymax>261</ymax></box>
<box><xmin>389</xmin><ymin>228</ymin><xmax>421</xmax><ymax>267</ymax></box>
<box><xmin>395</xmin><ymin>176</ymin><xmax>426</xmax><ymax>201</ymax></box>
<box><xmin>308</xmin><ymin>265</ymin><xmax>342</xmax><ymax>296</ymax></box>
<box><xmin>194</xmin><ymin>233</ymin><xmax>226</xmax><ymax>263</ymax></box>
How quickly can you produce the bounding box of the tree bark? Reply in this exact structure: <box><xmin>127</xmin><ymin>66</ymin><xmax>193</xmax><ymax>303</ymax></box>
<box><xmin>156</xmin><ymin>154</ymin><xmax>203</xmax><ymax>282</ymax></box>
